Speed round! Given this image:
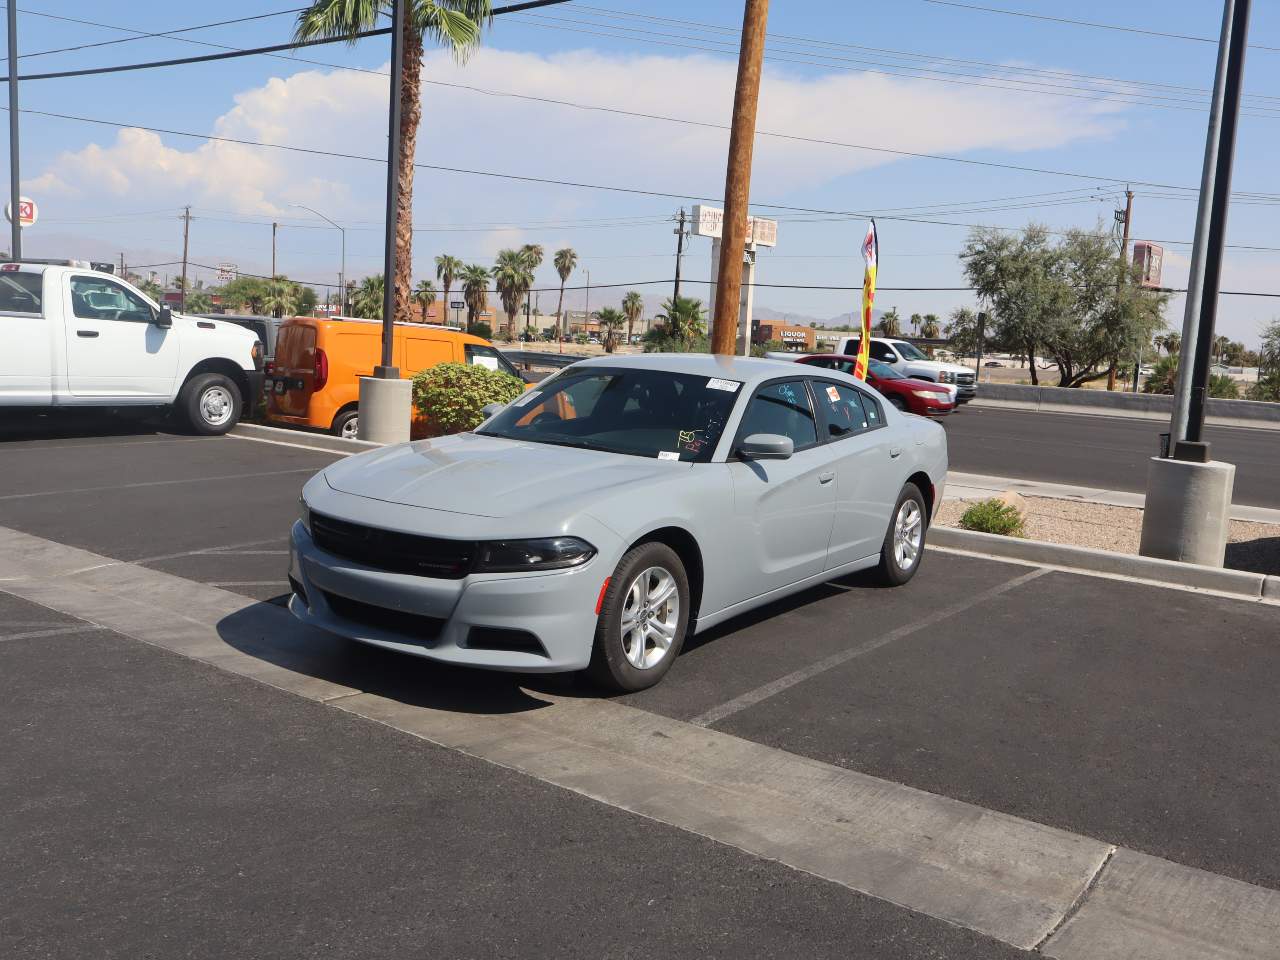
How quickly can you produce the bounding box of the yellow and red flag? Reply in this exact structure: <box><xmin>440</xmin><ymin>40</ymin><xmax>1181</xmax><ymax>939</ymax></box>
<box><xmin>854</xmin><ymin>220</ymin><xmax>878</xmax><ymax>381</ymax></box>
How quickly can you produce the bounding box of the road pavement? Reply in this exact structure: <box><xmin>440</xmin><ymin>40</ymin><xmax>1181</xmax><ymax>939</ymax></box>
<box><xmin>945</xmin><ymin>405</ymin><xmax>1280</xmax><ymax>508</ymax></box>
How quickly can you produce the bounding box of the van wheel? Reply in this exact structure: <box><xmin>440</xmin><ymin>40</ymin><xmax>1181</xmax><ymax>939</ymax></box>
<box><xmin>180</xmin><ymin>373</ymin><xmax>241</xmax><ymax>436</ymax></box>
<box><xmin>331</xmin><ymin>409</ymin><xmax>359</xmax><ymax>440</ymax></box>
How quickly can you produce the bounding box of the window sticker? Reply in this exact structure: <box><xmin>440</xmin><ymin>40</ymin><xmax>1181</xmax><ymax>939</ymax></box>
<box><xmin>658</xmin><ymin>451</ymin><xmax>681</xmax><ymax>461</ymax></box>
<box><xmin>825</xmin><ymin>385</ymin><xmax>840</xmax><ymax>403</ymax></box>
<box><xmin>779</xmin><ymin>383</ymin><xmax>798</xmax><ymax>405</ymax></box>
<box><xmin>706</xmin><ymin>378</ymin><xmax>741</xmax><ymax>392</ymax></box>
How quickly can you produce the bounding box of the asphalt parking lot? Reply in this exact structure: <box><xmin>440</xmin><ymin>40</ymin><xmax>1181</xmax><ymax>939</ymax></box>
<box><xmin>4</xmin><ymin>414</ymin><xmax>1279</xmax><ymax>957</ymax></box>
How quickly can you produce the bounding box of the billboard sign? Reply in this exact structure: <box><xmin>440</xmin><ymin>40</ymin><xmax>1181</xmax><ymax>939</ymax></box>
<box><xmin>690</xmin><ymin>204</ymin><xmax>778</xmax><ymax>248</ymax></box>
<box><xmin>4</xmin><ymin>196</ymin><xmax>37</xmax><ymax>228</ymax></box>
<box><xmin>217</xmin><ymin>262</ymin><xmax>237</xmax><ymax>283</ymax></box>
<box><xmin>1132</xmin><ymin>242</ymin><xmax>1164</xmax><ymax>288</ymax></box>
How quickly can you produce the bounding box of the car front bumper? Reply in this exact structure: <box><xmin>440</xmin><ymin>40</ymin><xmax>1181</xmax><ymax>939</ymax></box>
<box><xmin>288</xmin><ymin>520</ymin><xmax>607</xmax><ymax>673</ymax></box>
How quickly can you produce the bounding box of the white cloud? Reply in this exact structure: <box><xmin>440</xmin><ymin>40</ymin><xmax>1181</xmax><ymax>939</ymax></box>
<box><xmin>29</xmin><ymin>46</ymin><xmax>1125</xmax><ymax>219</ymax></box>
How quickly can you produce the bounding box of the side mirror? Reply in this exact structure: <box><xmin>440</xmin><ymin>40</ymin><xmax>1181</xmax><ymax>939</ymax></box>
<box><xmin>738</xmin><ymin>433</ymin><xmax>794</xmax><ymax>460</ymax></box>
<box><xmin>155</xmin><ymin>305</ymin><xmax>173</xmax><ymax>329</ymax></box>
<box><xmin>480</xmin><ymin>402</ymin><xmax>507</xmax><ymax>419</ymax></box>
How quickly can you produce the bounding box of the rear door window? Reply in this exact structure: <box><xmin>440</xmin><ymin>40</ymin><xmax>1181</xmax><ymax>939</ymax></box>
<box><xmin>814</xmin><ymin>381</ymin><xmax>883</xmax><ymax>440</ymax></box>
<box><xmin>275</xmin><ymin>323</ymin><xmax>316</xmax><ymax>373</ymax></box>
<box><xmin>0</xmin><ymin>271</ymin><xmax>42</xmax><ymax>315</ymax></box>
<box><xmin>737</xmin><ymin>380</ymin><xmax>819</xmax><ymax>451</ymax></box>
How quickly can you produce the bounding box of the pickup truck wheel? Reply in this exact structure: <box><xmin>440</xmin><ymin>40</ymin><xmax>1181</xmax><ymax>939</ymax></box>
<box><xmin>331</xmin><ymin>409</ymin><xmax>359</xmax><ymax>439</ymax></box>
<box><xmin>876</xmin><ymin>483</ymin><xmax>927</xmax><ymax>587</ymax></box>
<box><xmin>180</xmin><ymin>373</ymin><xmax>242</xmax><ymax>436</ymax></box>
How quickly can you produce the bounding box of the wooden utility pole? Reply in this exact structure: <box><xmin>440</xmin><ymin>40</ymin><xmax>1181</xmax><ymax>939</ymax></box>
<box><xmin>1107</xmin><ymin>189</ymin><xmax>1134</xmax><ymax>390</ymax></box>
<box><xmin>672</xmin><ymin>207</ymin><xmax>687</xmax><ymax>304</ymax></box>
<box><xmin>711</xmin><ymin>0</ymin><xmax>769</xmax><ymax>356</ymax></box>
<box><xmin>179</xmin><ymin>206</ymin><xmax>191</xmax><ymax>312</ymax></box>
<box><xmin>271</xmin><ymin>221</ymin><xmax>278</xmax><ymax>278</ymax></box>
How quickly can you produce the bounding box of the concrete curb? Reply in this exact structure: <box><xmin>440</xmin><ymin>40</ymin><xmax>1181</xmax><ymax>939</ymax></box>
<box><xmin>230</xmin><ymin>422</ymin><xmax>380</xmax><ymax>454</ymax></box>
<box><xmin>929</xmin><ymin>526</ymin><xmax>1280</xmax><ymax>601</ymax></box>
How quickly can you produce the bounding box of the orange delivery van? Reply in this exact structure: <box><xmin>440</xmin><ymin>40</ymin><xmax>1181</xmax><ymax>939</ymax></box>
<box><xmin>265</xmin><ymin>317</ymin><xmax>527</xmax><ymax>438</ymax></box>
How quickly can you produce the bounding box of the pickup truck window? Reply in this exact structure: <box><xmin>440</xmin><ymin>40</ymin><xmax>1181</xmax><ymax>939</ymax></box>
<box><xmin>0</xmin><ymin>272</ymin><xmax>42</xmax><ymax>315</ymax></box>
<box><xmin>70</xmin><ymin>276</ymin><xmax>154</xmax><ymax>324</ymax></box>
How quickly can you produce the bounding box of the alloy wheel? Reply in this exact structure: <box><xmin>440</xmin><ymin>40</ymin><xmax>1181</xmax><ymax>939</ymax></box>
<box><xmin>619</xmin><ymin>566</ymin><xmax>680</xmax><ymax>670</ymax></box>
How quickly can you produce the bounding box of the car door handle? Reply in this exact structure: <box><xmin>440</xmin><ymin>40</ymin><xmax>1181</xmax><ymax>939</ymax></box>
<box><xmin>77</xmin><ymin>330</ymin><xmax>99</xmax><ymax>338</ymax></box>
<box><xmin>889</xmin><ymin>447</ymin><xmax>903</xmax><ymax>459</ymax></box>
<box><xmin>818</xmin><ymin>472</ymin><xmax>835</xmax><ymax>484</ymax></box>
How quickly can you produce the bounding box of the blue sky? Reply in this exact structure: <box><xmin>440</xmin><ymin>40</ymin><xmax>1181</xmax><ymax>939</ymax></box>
<box><xmin>8</xmin><ymin>0</ymin><xmax>1280</xmax><ymax>344</ymax></box>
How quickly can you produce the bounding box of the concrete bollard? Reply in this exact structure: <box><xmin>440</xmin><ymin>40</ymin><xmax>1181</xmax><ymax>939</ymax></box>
<box><xmin>357</xmin><ymin>376</ymin><xmax>413</xmax><ymax>444</ymax></box>
<box><xmin>1139</xmin><ymin>457</ymin><xmax>1236</xmax><ymax>567</ymax></box>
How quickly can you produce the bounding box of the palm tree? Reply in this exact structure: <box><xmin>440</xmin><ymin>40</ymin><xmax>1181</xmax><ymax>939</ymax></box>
<box><xmin>909</xmin><ymin>313</ymin><xmax>922</xmax><ymax>336</ymax></box>
<box><xmin>262</xmin><ymin>276</ymin><xmax>300</xmax><ymax>319</ymax></box>
<box><xmin>139</xmin><ymin>279</ymin><xmax>163</xmax><ymax>302</ymax></box>
<box><xmin>621</xmin><ymin>291</ymin><xmax>643</xmax><ymax>346</ymax></box>
<box><xmin>435</xmin><ymin>254</ymin><xmax>462</xmax><ymax>318</ymax></box>
<box><xmin>1165</xmin><ymin>332</ymin><xmax>1181</xmax><ymax>356</ymax></box>
<box><xmin>920</xmin><ymin>315</ymin><xmax>941</xmax><ymax>340</ymax></box>
<box><xmin>460</xmin><ymin>263</ymin><xmax>490</xmax><ymax>333</ymax></box>
<box><xmin>521</xmin><ymin>243</ymin><xmax>544</xmax><ymax>273</ymax></box>
<box><xmin>596</xmin><ymin>306</ymin><xmax>624</xmax><ymax>352</ymax></box>
<box><xmin>878</xmin><ymin>307</ymin><xmax>902</xmax><ymax>338</ymax></box>
<box><xmin>493</xmin><ymin>248</ymin><xmax>532</xmax><ymax>340</ymax></box>
<box><xmin>414</xmin><ymin>279</ymin><xmax>437</xmax><ymax>322</ymax></box>
<box><xmin>295</xmin><ymin>1</ymin><xmax>492</xmax><ymax>328</ymax></box>
<box><xmin>185</xmin><ymin>290</ymin><xmax>213</xmax><ymax>314</ymax></box>
<box><xmin>553</xmin><ymin>247</ymin><xmax>577</xmax><ymax>338</ymax></box>
<box><xmin>351</xmin><ymin>274</ymin><xmax>385</xmax><ymax>320</ymax></box>
<box><xmin>1213</xmin><ymin>334</ymin><xmax>1230</xmax><ymax>363</ymax></box>
<box><xmin>654</xmin><ymin>296</ymin><xmax>706</xmax><ymax>345</ymax></box>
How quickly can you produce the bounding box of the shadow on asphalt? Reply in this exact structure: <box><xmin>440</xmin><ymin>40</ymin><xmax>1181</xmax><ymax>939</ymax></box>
<box><xmin>1226</xmin><ymin>536</ymin><xmax>1280</xmax><ymax>575</ymax></box>
<box><xmin>0</xmin><ymin>409</ymin><xmax>171</xmax><ymax>442</ymax></box>
<box><xmin>215</xmin><ymin>601</ymin><xmax>581</xmax><ymax>716</ymax></box>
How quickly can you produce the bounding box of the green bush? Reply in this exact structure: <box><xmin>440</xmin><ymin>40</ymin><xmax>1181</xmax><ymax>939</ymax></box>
<box><xmin>958</xmin><ymin>498</ymin><xmax>1025</xmax><ymax>537</ymax></box>
<box><xmin>1249</xmin><ymin>370</ymin><xmax>1280</xmax><ymax>403</ymax></box>
<box><xmin>1145</xmin><ymin>356</ymin><xmax>1239</xmax><ymax>399</ymax></box>
<box><xmin>412</xmin><ymin>361</ymin><xmax>525</xmax><ymax>435</ymax></box>
<box><xmin>469</xmin><ymin>321</ymin><xmax>492</xmax><ymax>340</ymax></box>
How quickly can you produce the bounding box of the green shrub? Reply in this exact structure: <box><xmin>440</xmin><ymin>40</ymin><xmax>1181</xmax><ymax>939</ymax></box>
<box><xmin>958</xmin><ymin>498</ymin><xmax>1025</xmax><ymax>537</ymax></box>
<box><xmin>412</xmin><ymin>361</ymin><xmax>525</xmax><ymax>435</ymax></box>
<box><xmin>1145</xmin><ymin>356</ymin><xmax>1239</xmax><ymax>399</ymax></box>
<box><xmin>469</xmin><ymin>321</ymin><xmax>492</xmax><ymax>340</ymax></box>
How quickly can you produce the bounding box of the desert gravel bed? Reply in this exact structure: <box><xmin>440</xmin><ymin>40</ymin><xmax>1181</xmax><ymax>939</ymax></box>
<box><xmin>936</xmin><ymin>495</ymin><xmax>1280</xmax><ymax>575</ymax></box>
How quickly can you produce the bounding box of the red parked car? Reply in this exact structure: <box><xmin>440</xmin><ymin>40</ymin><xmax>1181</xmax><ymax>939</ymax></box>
<box><xmin>797</xmin><ymin>355</ymin><xmax>956</xmax><ymax>417</ymax></box>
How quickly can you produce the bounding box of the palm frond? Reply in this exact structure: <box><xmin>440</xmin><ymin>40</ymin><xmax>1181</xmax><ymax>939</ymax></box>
<box><xmin>295</xmin><ymin>0</ymin><xmax>384</xmax><ymax>43</ymax></box>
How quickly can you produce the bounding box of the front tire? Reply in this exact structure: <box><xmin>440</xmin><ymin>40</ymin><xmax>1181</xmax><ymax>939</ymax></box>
<box><xmin>179</xmin><ymin>373</ymin><xmax>241</xmax><ymax>436</ymax></box>
<box><xmin>331</xmin><ymin>408</ymin><xmax>359</xmax><ymax>439</ymax></box>
<box><xmin>877</xmin><ymin>483</ymin><xmax>928</xmax><ymax>586</ymax></box>
<box><xmin>588</xmin><ymin>542</ymin><xmax>690</xmax><ymax>692</ymax></box>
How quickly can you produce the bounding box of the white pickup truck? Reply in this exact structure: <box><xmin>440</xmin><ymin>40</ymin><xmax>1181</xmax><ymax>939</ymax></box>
<box><xmin>0</xmin><ymin>260</ymin><xmax>263</xmax><ymax>434</ymax></box>
<box><xmin>830</xmin><ymin>335</ymin><xmax>976</xmax><ymax>403</ymax></box>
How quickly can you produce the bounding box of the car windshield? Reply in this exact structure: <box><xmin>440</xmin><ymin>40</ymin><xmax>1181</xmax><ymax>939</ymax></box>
<box><xmin>868</xmin><ymin>359</ymin><xmax>906</xmax><ymax>380</ymax></box>
<box><xmin>476</xmin><ymin>367</ymin><xmax>741</xmax><ymax>463</ymax></box>
<box><xmin>891</xmin><ymin>340</ymin><xmax>929</xmax><ymax>361</ymax></box>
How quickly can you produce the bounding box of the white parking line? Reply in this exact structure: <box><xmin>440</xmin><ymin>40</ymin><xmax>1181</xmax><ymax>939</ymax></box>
<box><xmin>206</xmin><ymin>581</ymin><xmax>287</xmax><ymax>588</ymax></box>
<box><xmin>0</xmin><ymin>468</ymin><xmax>319</xmax><ymax>501</ymax></box>
<box><xmin>0</xmin><ymin>624</ymin><xmax>107</xmax><ymax>642</ymax></box>
<box><xmin>224</xmin><ymin>433</ymin><xmax>352</xmax><ymax>456</ymax></box>
<box><xmin>689</xmin><ymin>567</ymin><xmax>1050</xmax><ymax>728</ymax></box>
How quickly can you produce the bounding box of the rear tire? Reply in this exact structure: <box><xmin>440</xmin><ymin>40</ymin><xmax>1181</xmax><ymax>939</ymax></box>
<box><xmin>588</xmin><ymin>542</ymin><xmax>690</xmax><ymax>692</ymax></box>
<box><xmin>331</xmin><ymin>408</ymin><xmax>359</xmax><ymax>439</ymax></box>
<box><xmin>179</xmin><ymin>373</ymin><xmax>241</xmax><ymax>436</ymax></box>
<box><xmin>877</xmin><ymin>483</ymin><xmax>928</xmax><ymax>586</ymax></box>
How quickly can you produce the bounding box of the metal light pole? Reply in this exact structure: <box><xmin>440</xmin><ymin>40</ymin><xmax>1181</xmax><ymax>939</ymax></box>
<box><xmin>7</xmin><ymin>0</ymin><xmax>22</xmax><ymax>260</ymax></box>
<box><xmin>711</xmin><ymin>0</ymin><xmax>769</xmax><ymax>356</ymax></box>
<box><xmin>357</xmin><ymin>0</ymin><xmax>412</xmax><ymax>443</ymax></box>
<box><xmin>291</xmin><ymin>203</ymin><xmax>346</xmax><ymax>314</ymax></box>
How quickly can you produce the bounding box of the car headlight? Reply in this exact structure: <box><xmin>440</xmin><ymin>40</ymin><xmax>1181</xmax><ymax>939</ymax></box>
<box><xmin>475</xmin><ymin>537</ymin><xmax>596</xmax><ymax>573</ymax></box>
<box><xmin>298</xmin><ymin>496</ymin><xmax>311</xmax><ymax>534</ymax></box>
<box><xmin>913</xmin><ymin>390</ymin><xmax>942</xmax><ymax>399</ymax></box>
<box><xmin>939</xmin><ymin>371</ymin><xmax>955</xmax><ymax>383</ymax></box>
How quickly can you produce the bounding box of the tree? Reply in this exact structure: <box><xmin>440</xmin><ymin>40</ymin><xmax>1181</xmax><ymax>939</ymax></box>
<box><xmin>139</xmin><ymin>279</ymin><xmax>163</xmax><ymax>302</ymax></box>
<box><xmin>414</xmin><ymin>279</ymin><xmax>437</xmax><ymax>322</ymax></box>
<box><xmin>296</xmin><ymin>284</ymin><xmax>319</xmax><ymax>316</ymax></box>
<box><xmin>1213</xmin><ymin>334</ymin><xmax>1231</xmax><ymax>363</ymax></box>
<box><xmin>909</xmin><ymin>313</ymin><xmax>922</xmax><ymax>335</ymax></box>
<box><xmin>220</xmin><ymin>276</ymin><xmax>270</xmax><ymax>314</ymax></box>
<box><xmin>621</xmin><ymin>290</ymin><xmax>644</xmax><ymax>345</ymax></box>
<box><xmin>647</xmin><ymin>296</ymin><xmax>706</xmax><ymax>351</ymax></box>
<box><xmin>351</xmin><ymin>274</ymin><xmax>385</xmax><ymax>320</ymax></box>
<box><xmin>920</xmin><ymin>314</ymin><xmax>941</xmax><ymax>340</ymax></box>
<box><xmin>262</xmin><ymin>276</ymin><xmax>301</xmax><ymax>319</ymax></box>
<box><xmin>1144</xmin><ymin>355</ymin><xmax>1239</xmax><ymax>399</ymax></box>
<box><xmin>945</xmin><ymin>307</ymin><xmax>982</xmax><ymax>358</ymax></box>
<box><xmin>295</xmin><ymin>0</ymin><xmax>492</xmax><ymax>328</ymax></box>
<box><xmin>877</xmin><ymin>307</ymin><xmax>901</xmax><ymax>337</ymax></box>
<box><xmin>1224</xmin><ymin>341</ymin><xmax>1247</xmax><ymax>366</ymax></box>
<box><xmin>435</xmin><ymin>254</ymin><xmax>462</xmax><ymax>318</ymax></box>
<box><xmin>460</xmin><ymin>263</ymin><xmax>490</xmax><ymax>334</ymax></box>
<box><xmin>596</xmin><ymin>306</ymin><xmax>624</xmax><ymax>352</ymax></box>
<box><xmin>553</xmin><ymin>247</ymin><xmax>577</xmax><ymax>338</ymax></box>
<box><xmin>493</xmin><ymin>248</ymin><xmax>533</xmax><ymax>340</ymax></box>
<box><xmin>184</xmin><ymin>290</ymin><xmax>213</xmax><ymax>314</ymax></box>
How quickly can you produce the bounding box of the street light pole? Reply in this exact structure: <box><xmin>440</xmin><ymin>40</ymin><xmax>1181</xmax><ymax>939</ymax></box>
<box><xmin>711</xmin><ymin>0</ymin><xmax>769</xmax><ymax>356</ymax></box>
<box><xmin>291</xmin><ymin>203</ymin><xmax>346</xmax><ymax>315</ymax></box>
<box><xmin>7</xmin><ymin>0</ymin><xmax>21</xmax><ymax>260</ymax></box>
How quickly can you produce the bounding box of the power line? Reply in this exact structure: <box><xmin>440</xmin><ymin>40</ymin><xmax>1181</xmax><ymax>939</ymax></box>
<box><xmin>0</xmin><ymin>0</ymin><xmax>574</xmax><ymax>82</ymax></box>
<box><xmin>920</xmin><ymin>1</ymin><xmax>1280</xmax><ymax>53</ymax></box>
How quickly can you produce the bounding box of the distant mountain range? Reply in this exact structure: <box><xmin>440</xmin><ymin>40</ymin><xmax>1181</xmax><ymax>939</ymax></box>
<box><xmin>754</xmin><ymin>305</ymin><xmax>886</xmax><ymax>329</ymax></box>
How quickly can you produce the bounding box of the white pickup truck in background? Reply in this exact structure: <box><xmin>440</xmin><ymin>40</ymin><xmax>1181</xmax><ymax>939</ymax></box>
<box><xmin>0</xmin><ymin>260</ymin><xmax>263</xmax><ymax>434</ymax></box>
<box><xmin>829</xmin><ymin>335</ymin><xmax>976</xmax><ymax>403</ymax></box>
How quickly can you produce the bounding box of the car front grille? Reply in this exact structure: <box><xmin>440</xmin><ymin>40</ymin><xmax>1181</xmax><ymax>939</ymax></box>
<box><xmin>321</xmin><ymin>589</ymin><xmax>445</xmax><ymax>642</ymax></box>
<box><xmin>955</xmin><ymin>372</ymin><xmax>975</xmax><ymax>386</ymax></box>
<box><xmin>310</xmin><ymin>512</ymin><xmax>477</xmax><ymax>579</ymax></box>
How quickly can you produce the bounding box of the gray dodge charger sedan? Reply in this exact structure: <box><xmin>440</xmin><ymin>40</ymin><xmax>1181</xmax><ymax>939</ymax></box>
<box><xmin>289</xmin><ymin>354</ymin><xmax>947</xmax><ymax>691</ymax></box>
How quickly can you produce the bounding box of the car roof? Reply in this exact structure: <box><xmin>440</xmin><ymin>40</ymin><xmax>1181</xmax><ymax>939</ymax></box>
<box><xmin>569</xmin><ymin>351</ymin><xmax>835</xmax><ymax>388</ymax></box>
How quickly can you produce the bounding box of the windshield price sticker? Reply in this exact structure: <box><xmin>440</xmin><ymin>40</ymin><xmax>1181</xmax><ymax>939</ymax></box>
<box><xmin>826</xmin><ymin>385</ymin><xmax>840</xmax><ymax>402</ymax></box>
<box><xmin>658</xmin><ymin>451</ymin><xmax>681</xmax><ymax>461</ymax></box>
<box><xmin>706</xmin><ymin>378</ymin><xmax>741</xmax><ymax>392</ymax></box>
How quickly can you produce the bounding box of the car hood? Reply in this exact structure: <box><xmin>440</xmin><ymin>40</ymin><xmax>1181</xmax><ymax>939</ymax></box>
<box><xmin>323</xmin><ymin>431</ymin><xmax>685</xmax><ymax>519</ymax></box>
